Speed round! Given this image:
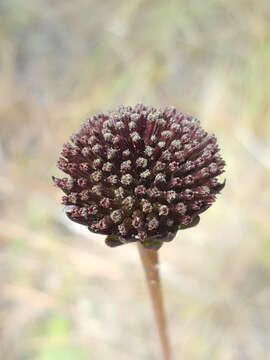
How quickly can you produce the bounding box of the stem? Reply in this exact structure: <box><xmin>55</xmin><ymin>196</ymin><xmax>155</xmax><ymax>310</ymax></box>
<box><xmin>137</xmin><ymin>243</ymin><xmax>172</xmax><ymax>360</ymax></box>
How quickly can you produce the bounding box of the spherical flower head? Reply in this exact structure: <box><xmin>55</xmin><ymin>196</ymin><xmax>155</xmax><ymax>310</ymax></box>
<box><xmin>53</xmin><ymin>104</ymin><xmax>225</xmax><ymax>250</ymax></box>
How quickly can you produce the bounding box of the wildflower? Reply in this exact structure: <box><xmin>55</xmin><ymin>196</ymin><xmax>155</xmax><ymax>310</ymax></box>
<box><xmin>53</xmin><ymin>104</ymin><xmax>225</xmax><ymax>249</ymax></box>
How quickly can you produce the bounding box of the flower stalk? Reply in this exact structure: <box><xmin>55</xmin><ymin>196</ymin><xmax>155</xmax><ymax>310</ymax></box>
<box><xmin>137</xmin><ymin>243</ymin><xmax>171</xmax><ymax>360</ymax></box>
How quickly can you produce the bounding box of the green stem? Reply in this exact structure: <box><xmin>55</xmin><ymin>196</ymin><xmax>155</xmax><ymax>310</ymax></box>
<box><xmin>137</xmin><ymin>243</ymin><xmax>172</xmax><ymax>360</ymax></box>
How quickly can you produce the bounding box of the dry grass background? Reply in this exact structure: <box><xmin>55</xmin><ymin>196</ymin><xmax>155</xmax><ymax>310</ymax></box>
<box><xmin>0</xmin><ymin>1</ymin><xmax>270</xmax><ymax>359</ymax></box>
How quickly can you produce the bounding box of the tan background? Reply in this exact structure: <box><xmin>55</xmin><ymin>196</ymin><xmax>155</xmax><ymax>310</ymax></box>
<box><xmin>0</xmin><ymin>1</ymin><xmax>270</xmax><ymax>359</ymax></box>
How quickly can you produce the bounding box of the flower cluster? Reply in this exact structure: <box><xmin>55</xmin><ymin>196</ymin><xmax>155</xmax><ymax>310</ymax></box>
<box><xmin>53</xmin><ymin>104</ymin><xmax>225</xmax><ymax>249</ymax></box>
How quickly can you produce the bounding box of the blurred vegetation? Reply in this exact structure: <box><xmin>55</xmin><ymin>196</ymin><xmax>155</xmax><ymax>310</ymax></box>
<box><xmin>0</xmin><ymin>0</ymin><xmax>270</xmax><ymax>359</ymax></box>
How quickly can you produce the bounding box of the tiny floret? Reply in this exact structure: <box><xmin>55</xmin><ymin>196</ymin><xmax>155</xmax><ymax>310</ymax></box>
<box><xmin>136</xmin><ymin>157</ymin><xmax>148</xmax><ymax>168</ymax></box>
<box><xmin>131</xmin><ymin>132</ymin><xmax>141</xmax><ymax>142</ymax></box>
<box><xmin>121</xmin><ymin>174</ymin><xmax>133</xmax><ymax>185</ymax></box>
<box><xmin>121</xmin><ymin>160</ymin><xmax>132</xmax><ymax>172</ymax></box>
<box><xmin>140</xmin><ymin>170</ymin><xmax>151</xmax><ymax>179</ymax></box>
<box><xmin>144</xmin><ymin>146</ymin><xmax>154</xmax><ymax>157</ymax></box>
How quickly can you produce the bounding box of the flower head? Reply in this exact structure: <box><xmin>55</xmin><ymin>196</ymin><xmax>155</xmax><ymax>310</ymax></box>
<box><xmin>53</xmin><ymin>104</ymin><xmax>225</xmax><ymax>250</ymax></box>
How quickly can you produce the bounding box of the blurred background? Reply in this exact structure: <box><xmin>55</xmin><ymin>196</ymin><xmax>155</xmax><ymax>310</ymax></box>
<box><xmin>0</xmin><ymin>0</ymin><xmax>270</xmax><ymax>359</ymax></box>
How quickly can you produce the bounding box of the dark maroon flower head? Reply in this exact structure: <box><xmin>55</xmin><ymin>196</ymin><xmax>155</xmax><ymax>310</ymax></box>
<box><xmin>53</xmin><ymin>104</ymin><xmax>225</xmax><ymax>250</ymax></box>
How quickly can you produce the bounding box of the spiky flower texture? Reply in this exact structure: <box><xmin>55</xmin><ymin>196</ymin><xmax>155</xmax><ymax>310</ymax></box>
<box><xmin>53</xmin><ymin>105</ymin><xmax>225</xmax><ymax>250</ymax></box>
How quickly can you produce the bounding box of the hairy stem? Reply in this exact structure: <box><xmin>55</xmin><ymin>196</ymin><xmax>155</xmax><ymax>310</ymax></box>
<box><xmin>137</xmin><ymin>243</ymin><xmax>171</xmax><ymax>360</ymax></box>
